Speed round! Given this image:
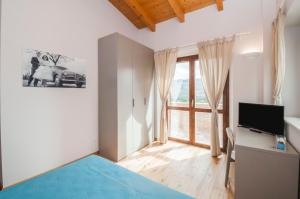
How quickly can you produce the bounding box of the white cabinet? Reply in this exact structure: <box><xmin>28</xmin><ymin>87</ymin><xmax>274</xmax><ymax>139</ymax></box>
<box><xmin>235</xmin><ymin>127</ymin><xmax>299</xmax><ymax>199</ymax></box>
<box><xmin>99</xmin><ymin>33</ymin><xmax>154</xmax><ymax>161</ymax></box>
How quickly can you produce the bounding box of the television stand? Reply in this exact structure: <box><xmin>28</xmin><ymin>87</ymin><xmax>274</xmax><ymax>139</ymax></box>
<box><xmin>249</xmin><ymin>128</ymin><xmax>263</xmax><ymax>133</ymax></box>
<box><xmin>235</xmin><ymin>127</ymin><xmax>299</xmax><ymax>199</ymax></box>
<box><xmin>237</xmin><ymin>125</ymin><xmax>263</xmax><ymax>134</ymax></box>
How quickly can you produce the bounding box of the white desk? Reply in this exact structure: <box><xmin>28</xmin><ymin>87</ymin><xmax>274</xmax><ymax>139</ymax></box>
<box><xmin>235</xmin><ymin>127</ymin><xmax>299</xmax><ymax>199</ymax></box>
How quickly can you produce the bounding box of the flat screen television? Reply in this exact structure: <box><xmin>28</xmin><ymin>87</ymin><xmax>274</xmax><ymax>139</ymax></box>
<box><xmin>238</xmin><ymin>103</ymin><xmax>284</xmax><ymax>135</ymax></box>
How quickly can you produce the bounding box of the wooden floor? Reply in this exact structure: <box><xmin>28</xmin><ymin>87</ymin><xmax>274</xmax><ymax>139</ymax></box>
<box><xmin>117</xmin><ymin>141</ymin><xmax>234</xmax><ymax>199</ymax></box>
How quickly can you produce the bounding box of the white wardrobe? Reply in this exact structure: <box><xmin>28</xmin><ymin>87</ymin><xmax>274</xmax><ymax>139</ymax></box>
<box><xmin>99</xmin><ymin>33</ymin><xmax>154</xmax><ymax>162</ymax></box>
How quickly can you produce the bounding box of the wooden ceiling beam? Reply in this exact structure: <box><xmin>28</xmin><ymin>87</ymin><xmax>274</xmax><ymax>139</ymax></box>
<box><xmin>124</xmin><ymin>0</ymin><xmax>156</xmax><ymax>31</ymax></box>
<box><xmin>109</xmin><ymin>0</ymin><xmax>226</xmax><ymax>31</ymax></box>
<box><xmin>167</xmin><ymin>0</ymin><xmax>185</xmax><ymax>22</ymax></box>
<box><xmin>216</xmin><ymin>0</ymin><xmax>223</xmax><ymax>11</ymax></box>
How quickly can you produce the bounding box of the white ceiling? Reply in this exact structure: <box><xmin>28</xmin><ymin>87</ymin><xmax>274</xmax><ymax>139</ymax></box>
<box><xmin>286</xmin><ymin>0</ymin><xmax>300</xmax><ymax>27</ymax></box>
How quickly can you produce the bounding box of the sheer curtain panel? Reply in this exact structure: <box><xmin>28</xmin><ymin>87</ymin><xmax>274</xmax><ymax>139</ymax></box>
<box><xmin>197</xmin><ymin>37</ymin><xmax>235</xmax><ymax>156</ymax></box>
<box><xmin>154</xmin><ymin>49</ymin><xmax>177</xmax><ymax>144</ymax></box>
<box><xmin>273</xmin><ymin>10</ymin><xmax>286</xmax><ymax>105</ymax></box>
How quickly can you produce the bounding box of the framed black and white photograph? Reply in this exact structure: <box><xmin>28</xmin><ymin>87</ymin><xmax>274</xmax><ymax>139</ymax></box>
<box><xmin>23</xmin><ymin>49</ymin><xmax>86</xmax><ymax>88</ymax></box>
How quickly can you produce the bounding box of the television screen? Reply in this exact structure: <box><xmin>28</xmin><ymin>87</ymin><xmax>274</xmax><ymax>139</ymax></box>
<box><xmin>238</xmin><ymin>103</ymin><xmax>284</xmax><ymax>135</ymax></box>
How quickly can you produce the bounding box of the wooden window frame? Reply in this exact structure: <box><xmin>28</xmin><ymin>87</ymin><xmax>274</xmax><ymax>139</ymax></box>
<box><xmin>167</xmin><ymin>55</ymin><xmax>229</xmax><ymax>151</ymax></box>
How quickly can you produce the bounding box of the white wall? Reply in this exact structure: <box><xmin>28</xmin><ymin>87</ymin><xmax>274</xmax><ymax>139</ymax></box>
<box><xmin>0</xmin><ymin>0</ymin><xmax>280</xmax><ymax>187</ymax></box>
<box><xmin>0</xmin><ymin>0</ymin><xmax>140</xmax><ymax>187</ymax></box>
<box><xmin>230</xmin><ymin>34</ymin><xmax>264</xmax><ymax>131</ymax></box>
<box><xmin>135</xmin><ymin>0</ymin><xmax>264</xmax><ymax>51</ymax></box>
<box><xmin>137</xmin><ymin>0</ymin><xmax>278</xmax><ymax>136</ymax></box>
<box><xmin>283</xmin><ymin>26</ymin><xmax>300</xmax><ymax>117</ymax></box>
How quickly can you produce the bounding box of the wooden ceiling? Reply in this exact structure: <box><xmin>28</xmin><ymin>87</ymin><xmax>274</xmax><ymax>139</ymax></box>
<box><xmin>109</xmin><ymin>0</ymin><xmax>224</xmax><ymax>32</ymax></box>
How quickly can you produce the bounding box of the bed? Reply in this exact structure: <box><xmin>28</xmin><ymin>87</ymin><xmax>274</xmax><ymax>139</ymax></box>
<box><xmin>0</xmin><ymin>155</ymin><xmax>193</xmax><ymax>199</ymax></box>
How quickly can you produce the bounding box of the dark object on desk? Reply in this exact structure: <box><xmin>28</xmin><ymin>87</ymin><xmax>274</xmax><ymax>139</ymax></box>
<box><xmin>238</xmin><ymin>102</ymin><xmax>284</xmax><ymax>135</ymax></box>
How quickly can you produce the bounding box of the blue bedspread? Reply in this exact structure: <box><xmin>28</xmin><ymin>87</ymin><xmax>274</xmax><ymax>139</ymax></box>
<box><xmin>0</xmin><ymin>155</ymin><xmax>193</xmax><ymax>199</ymax></box>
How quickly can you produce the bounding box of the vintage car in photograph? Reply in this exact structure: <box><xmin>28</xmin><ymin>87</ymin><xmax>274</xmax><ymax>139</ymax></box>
<box><xmin>26</xmin><ymin>65</ymin><xmax>86</xmax><ymax>88</ymax></box>
<box><xmin>51</xmin><ymin>66</ymin><xmax>86</xmax><ymax>88</ymax></box>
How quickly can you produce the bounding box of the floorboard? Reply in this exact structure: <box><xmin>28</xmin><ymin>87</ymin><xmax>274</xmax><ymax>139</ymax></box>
<box><xmin>117</xmin><ymin>141</ymin><xmax>234</xmax><ymax>199</ymax></box>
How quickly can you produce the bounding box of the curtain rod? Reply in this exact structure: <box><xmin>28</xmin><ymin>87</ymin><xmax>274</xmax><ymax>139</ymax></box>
<box><xmin>176</xmin><ymin>32</ymin><xmax>252</xmax><ymax>50</ymax></box>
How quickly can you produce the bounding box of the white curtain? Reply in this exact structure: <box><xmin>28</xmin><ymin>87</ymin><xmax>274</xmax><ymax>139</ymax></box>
<box><xmin>197</xmin><ymin>37</ymin><xmax>235</xmax><ymax>157</ymax></box>
<box><xmin>273</xmin><ymin>10</ymin><xmax>286</xmax><ymax>105</ymax></box>
<box><xmin>154</xmin><ymin>49</ymin><xmax>177</xmax><ymax>144</ymax></box>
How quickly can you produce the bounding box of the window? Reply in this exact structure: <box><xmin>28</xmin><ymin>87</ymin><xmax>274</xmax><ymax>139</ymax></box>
<box><xmin>169</xmin><ymin>61</ymin><xmax>189</xmax><ymax>107</ymax></box>
<box><xmin>167</xmin><ymin>55</ymin><xmax>229</xmax><ymax>150</ymax></box>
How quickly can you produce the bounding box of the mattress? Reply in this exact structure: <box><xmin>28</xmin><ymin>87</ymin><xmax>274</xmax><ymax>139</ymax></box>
<box><xmin>0</xmin><ymin>155</ymin><xmax>193</xmax><ymax>199</ymax></box>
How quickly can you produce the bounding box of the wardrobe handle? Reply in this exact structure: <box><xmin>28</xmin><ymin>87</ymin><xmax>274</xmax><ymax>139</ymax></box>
<box><xmin>132</xmin><ymin>98</ymin><xmax>135</xmax><ymax>107</ymax></box>
<box><xmin>144</xmin><ymin>98</ymin><xmax>147</xmax><ymax>105</ymax></box>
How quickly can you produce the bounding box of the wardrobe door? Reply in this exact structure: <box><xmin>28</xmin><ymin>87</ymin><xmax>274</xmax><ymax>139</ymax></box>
<box><xmin>117</xmin><ymin>34</ymin><xmax>134</xmax><ymax>159</ymax></box>
<box><xmin>143</xmin><ymin>49</ymin><xmax>154</xmax><ymax>144</ymax></box>
<box><xmin>99</xmin><ymin>34</ymin><xmax>119</xmax><ymax>161</ymax></box>
<box><xmin>132</xmin><ymin>42</ymin><xmax>147</xmax><ymax>151</ymax></box>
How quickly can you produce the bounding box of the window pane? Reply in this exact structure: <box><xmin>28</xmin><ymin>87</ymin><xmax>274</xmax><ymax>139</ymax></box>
<box><xmin>195</xmin><ymin>61</ymin><xmax>209</xmax><ymax>109</ymax></box>
<box><xmin>195</xmin><ymin>61</ymin><xmax>223</xmax><ymax>109</ymax></box>
<box><xmin>195</xmin><ymin>112</ymin><xmax>223</xmax><ymax>146</ymax></box>
<box><xmin>169</xmin><ymin>62</ymin><xmax>189</xmax><ymax>107</ymax></box>
<box><xmin>168</xmin><ymin>110</ymin><xmax>189</xmax><ymax>140</ymax></box>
